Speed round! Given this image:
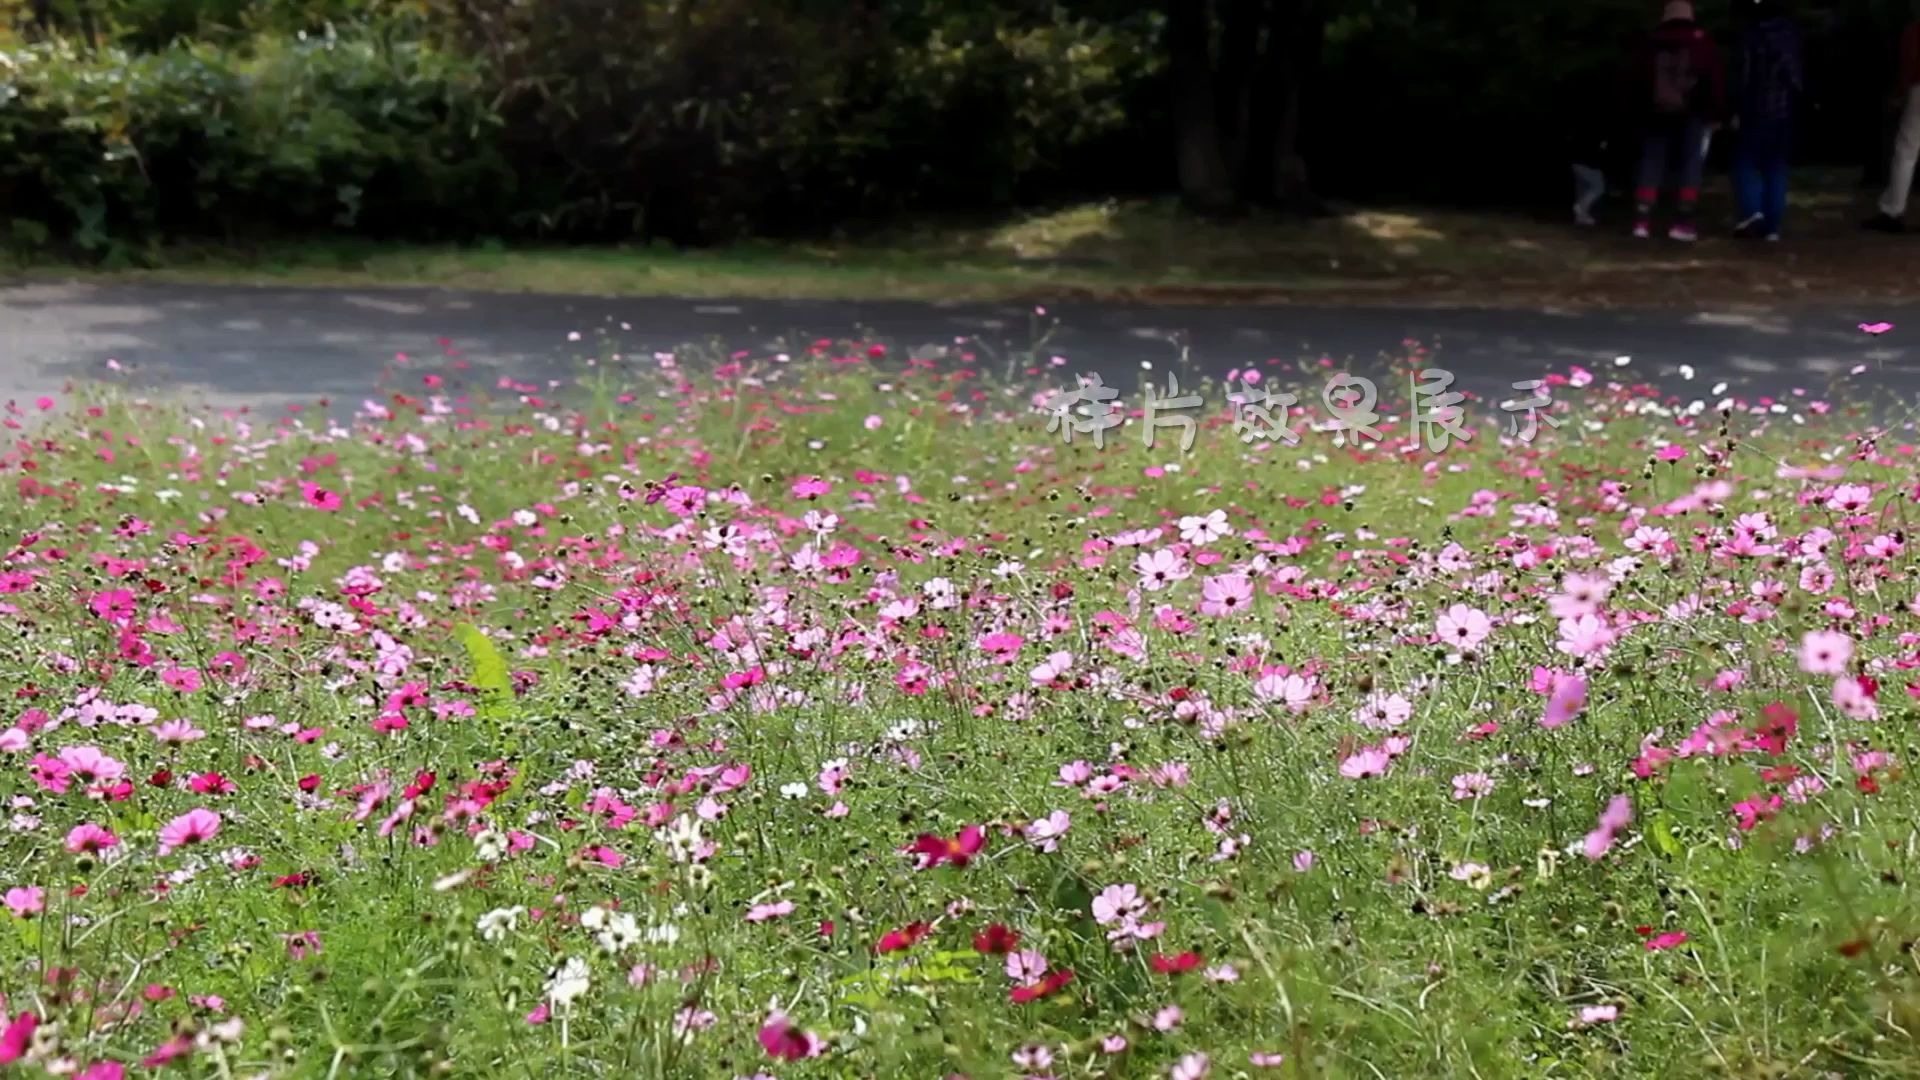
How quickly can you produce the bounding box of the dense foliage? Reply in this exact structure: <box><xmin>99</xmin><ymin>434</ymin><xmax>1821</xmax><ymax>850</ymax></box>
<box><xmin>0</xmin><ymin>0</ymin><xmax>1913</xmax><ymax>250</ymax></box>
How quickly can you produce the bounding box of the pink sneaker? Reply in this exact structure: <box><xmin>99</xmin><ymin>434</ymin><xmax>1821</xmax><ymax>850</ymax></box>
<box><xmin>1668</xmin><ymin>223</ymin><xmax>1698</xmax><ymax>242</ymax></box>
<box><xmin>1632</xmin><ymin>220</ymin><xmax>1651</xmax><ymax>239</ymax></box>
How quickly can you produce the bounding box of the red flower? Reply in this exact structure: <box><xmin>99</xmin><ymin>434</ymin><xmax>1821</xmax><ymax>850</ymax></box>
<box><xmin>1151</xmin><ymin>951</ymin><xmax>1203</xmax><ymax>974</ymax></box>
<box><xmin>1732</xmin><ymin>794</ymin><xmax>1783</xmax><ymax>832</ymax></box>
<box><xmin>973</xmin><ymin>923</ymin><xmax>1020</xmax><ymax>955</ymax></box>
<box><xmin>1754</xmin><ymin>703</ymin><xmax>1797</xmax><ymax>756</ymax></box>
<box><xmin>876</xmin><ymin>921</ymin><xmax>932</xmax><ymax>954</ymax></box>
<box><xmin>908</xmin><ymin>825</ymin><xmax>986</xmax><ymax>869</ymax></box>
<box><xmin>1009</xmin><ymin>968</ymin><xmax>1075</xmax><ymax>1004</ymax></box>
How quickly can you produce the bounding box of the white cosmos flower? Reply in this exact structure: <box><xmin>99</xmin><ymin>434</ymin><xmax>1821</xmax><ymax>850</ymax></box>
<box><xmin>545</xmin><ymin>956</ymin><xmax>591</xmax><ymax>1009</ymax></box>
<box><xmin>476</xmin><ymin>906</ymin><xmax>524</xmax><ymax>943</ymax></box>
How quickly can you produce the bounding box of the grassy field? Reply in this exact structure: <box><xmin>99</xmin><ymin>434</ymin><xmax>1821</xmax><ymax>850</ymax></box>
<box><xmin>8</xmin><ymin>174</ymin><xmax>1912</xmax><ymax>307</ymax></box>
<box><xmin>0</xmin><ymin>334</ymin><xmax>1918</xmax><ymax>1078</ymax></box>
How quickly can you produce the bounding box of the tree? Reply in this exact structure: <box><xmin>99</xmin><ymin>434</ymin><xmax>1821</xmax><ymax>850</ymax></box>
<box><xmin>1162</xmin><ymin>0</ymin><xmax>1328</xmax><ymax>215</ymax></box>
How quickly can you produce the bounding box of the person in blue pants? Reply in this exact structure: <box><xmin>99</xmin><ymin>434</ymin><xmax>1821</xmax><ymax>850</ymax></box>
<box><xmin>1731</xmin><ymin>0</ymin><xmax>1804</xmax><ymax>241</ymax></box>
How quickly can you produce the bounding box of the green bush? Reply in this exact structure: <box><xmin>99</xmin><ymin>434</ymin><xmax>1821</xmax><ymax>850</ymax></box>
<box><xmin>0</xmin><ymin>31</ymin><xmax>508</xmax><ymax>257</ymax></box>
<box><xmin>437</xmin><ymin>0</ymin><xmax>1156</xmax><ymax>242</ymax></box>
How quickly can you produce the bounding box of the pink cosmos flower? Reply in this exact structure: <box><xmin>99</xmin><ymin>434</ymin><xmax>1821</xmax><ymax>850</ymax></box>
<box><xmin>1253</xmin><ymin>670</ymin><xmax>1316</xmax><ymax>712</ymax></box>
<box><xmin>1353</xmin><ymin>692</ymin><xmax>1413</xmax><ymax>730</ymax></box>
<box><xmin>1557</xmin><ymin>614</ymin><xmax>1617</xmax><ymax>659</ymax></box>
<box><xmin>58</xmin><ymin>746</ymin><xmax>126</xmax><ymax>787</ymax></box>
<box><xmin>746</xmin><ymin>900</ymin><xmax>795</xmax><ymax>923</ymax></box>
<box><xmin>1005</xmin><ymin>949</ymin><xmax>1048</xmax><ymax>982</ymax></box>
<box><xmin>1833</xmin><ymin>675</ymin><xmax>1879</xmax><ymax>721</ymax></box>
<box><xmin>1339</xmin><ymin>746</ymin><xmax>1391</xmax><ymax>779</ymax></box>
<box><xmin>152</xmin><ymin>719</ymin><xmax>207</xmax><ymax>746</ymax></box>
<box><xmin>3</xmin><ymin>886</ymin><xmax>44</xmax><ymax>917</ymax></box>
<box><xmin>1582</xmin><ymin>794</ymin><xmax>1633</xmax><ymax>860</ymax></box>
<box><xmin>1026</xmin><ymin>810</ymin><xmax>1071</xmax><ymax>853</ymax></box>
<box><xmin>1198</xmin><ymin>574</ymin><xmax>1253</xmax><ymax>617</ymax></box>
<box><xmin>1434</xmin><ymin>604</ymin><xmax>1492</xmax><ymax>650</ymax></box>
<box><xmin>1451</xmin><ymin>773</ymin><xmax>1493</xmax><ymax>800</ymax></box>
<box><xmin>1171</xmin><ymin>1051</ymin><xmax>1211</xmax><ymax>1080</ymax></box>
<box><xmin>1134</xmin><ymin>548</ymin><xmax>1190</xmax><ymax>591</ymax></box>
<box><xmin>1541</xmin><ymin>674</ymin><xmax>1588</xmax><ymax>728</ymax></box>
<box><xmin>977</xmin><ymin>631</ymin><xmax>1025</xmax><ymax>664</ymax></box>
<box><xmin>1798</xmin><ymin>630</ymin><xmax>1853</xmax><ymax>676</ymax></box>
<box><xmin>1091</xmin><ymin>883</ymin><xmax>1146</xmax><ymax>926</ymax></box>
<box><xmin>157</xmin><ymin>808</ymin><xmax>222</xmax><ymax>856</ymax></box>
<box><xmin>1028</xmin><ymin>650</ymin><xmax>1073</xmax><ymax>687</ymax></box>
<box><xmin>65</xmin><ymin>823</ymin><xmax>120</xmax><ymax>855</ymax></box>
<box><xmin>1178</xmin><ymin>509</ymin><xmax>1232</xmax><ymax>545</ymax></box>
<box><xmin>789</xmin><ymin>477</ymin><xmax>831</xmax><ymax>500</ymax></box>
<box><xmin>1549</xmin><ymin>573</ymin><xmax>1613</xmax><ymax>619</ymax></box>
<box><xmin>1575</xmin><ymin>1005</ymin><xmax>1620</xmax><ymax>1027</ymax></box>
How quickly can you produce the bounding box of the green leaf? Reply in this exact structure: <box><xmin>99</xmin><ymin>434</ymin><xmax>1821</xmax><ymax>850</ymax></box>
<box><xmin>454</xmin><ymin>622</ymin><xmax>514</xmax><ymax>713</ymax></box>
<box><xmin>1648</xmin><ymin>812</ymin><xmax>1683</xmax><ymax>859</ymax></box>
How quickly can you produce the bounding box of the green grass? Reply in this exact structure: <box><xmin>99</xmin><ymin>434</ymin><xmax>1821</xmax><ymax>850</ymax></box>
<box><xmin>1</xmin><ymin>338</ymin><xmax>1919</xmax><ymax>1077</ymax></box>
<box><xmin>11</xmin><ymin>192</ymin><xmax>1871</xmax><ymax>306</ymax></box>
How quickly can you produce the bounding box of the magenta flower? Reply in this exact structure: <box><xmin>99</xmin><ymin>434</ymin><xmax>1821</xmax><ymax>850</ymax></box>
<box><xmin>757</xmin><ymin>1013</ymin><xmax>822</xmax><ymax>1061</ymax></box>
<box><xmin>0</xmin><ymin>1010</ymin><xmax>38</xmax><ymax>1064</ymax></box>
<box><xmin>299</xmin><ymin>482</ymin><xmax>343</xmax><ymax>511</ymax></box>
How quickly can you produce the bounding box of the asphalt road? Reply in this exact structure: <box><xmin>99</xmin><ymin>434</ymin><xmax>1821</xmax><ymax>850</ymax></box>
<box><xmin>0</xmin><ymin>280</ymin><xmax>1911</xmax><ymax>413</ymax></box>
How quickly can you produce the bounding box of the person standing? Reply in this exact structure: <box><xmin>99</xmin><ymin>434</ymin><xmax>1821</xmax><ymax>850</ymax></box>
<box><xmin>1570</xmin><ymin>68</ymin><xmax>1617</xmax><ymax>226</ymax></box>
<box><xmin>1731</xmin><ymin>0</ymin><xmax>1804</xmax><ymax>241</ymax></box>
<box><xmin>1864</xmin><ymin>12</ymin><xmax>1920</xmax><ymax>232</ymax></box>
<box><xmin>1632</xmin><ymin>1</ymin><xmax>1727</xmax><ymax>241</ymax></box>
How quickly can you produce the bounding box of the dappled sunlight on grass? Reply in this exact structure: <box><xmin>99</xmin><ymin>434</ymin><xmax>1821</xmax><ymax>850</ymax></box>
<box><xmin>14</xmin><ymin>172</ymin><xmax>1911</xmax><ymax>307</ymax></box>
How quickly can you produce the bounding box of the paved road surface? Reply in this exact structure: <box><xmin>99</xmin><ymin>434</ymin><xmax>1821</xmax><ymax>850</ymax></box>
<box><xmin>0</xmin><ymin>280</ymin><xmax>1911</xmax><ymax>412</ymax></box>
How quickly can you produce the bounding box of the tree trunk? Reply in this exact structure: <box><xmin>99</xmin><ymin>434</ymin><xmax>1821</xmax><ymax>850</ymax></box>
<box><xmin>1269</xmin><ymin>0</ymin><xmax>1327</xmax><ymax>214</ymax></box>
<box><xmin>1167</xmin><ymin>0</ymin><xmax>1238</xmax><ymax>213</ymax></box>
<box><xmin>76</xmin><ymin>0</ymin><xmax>99</xmax><ymax>49</ymax></box>
<box><xmin>1216</xmin><ymin>0</ymin><xmax>1266</xmax><ymax>191</ymax></box>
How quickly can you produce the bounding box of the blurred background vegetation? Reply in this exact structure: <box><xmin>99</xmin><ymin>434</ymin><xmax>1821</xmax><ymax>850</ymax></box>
<box><xmin>0</xmin><ymin>0</ymin><xmax>1911</xmax><ymax>262</ymax></box>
